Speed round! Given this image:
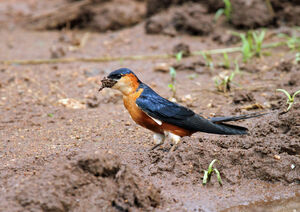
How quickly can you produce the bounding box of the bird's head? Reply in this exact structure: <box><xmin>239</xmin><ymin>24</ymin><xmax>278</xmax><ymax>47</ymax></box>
<box><xmin>99</xmin><ymin>68</ymin><xmax>141</xmax><ymax>95</ymax></box>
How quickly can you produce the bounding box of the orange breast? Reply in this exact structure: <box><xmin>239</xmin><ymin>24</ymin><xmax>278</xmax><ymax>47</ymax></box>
<box><xmin>123</xmin><ymin>89</ymin><xmax>193</xmax><ymax>137</ymax></box>
<box><xmin>123</xmin><ymin>88</ymin><xmax>164</xmax><ymax>134</ymax></box>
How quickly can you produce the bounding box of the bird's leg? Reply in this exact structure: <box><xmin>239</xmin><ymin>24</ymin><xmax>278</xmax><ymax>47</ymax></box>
<box><xmin>150</xmin><ymin>133</ymin><xmax>165</xmax><ymax>150</ymax></box>
<box><xmin>168</xmin><ymin>132</ymin><xmax>181</xmax><ymax>152</ymax></box>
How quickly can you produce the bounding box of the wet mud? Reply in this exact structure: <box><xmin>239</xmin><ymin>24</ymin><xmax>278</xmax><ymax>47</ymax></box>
<box><xmin>0</xmin><ymin>0</ymin><xmax>299</xmax><ymax>211</ymax></box>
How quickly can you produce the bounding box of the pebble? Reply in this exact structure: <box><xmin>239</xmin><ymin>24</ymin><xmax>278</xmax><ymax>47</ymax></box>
<box><xmin>154</xmin><ymin>63</ymin><xmax>170</xmax><ymax>73</ymax></box>
<box><xmin>274</xmin><ymin>155</ymin><xmax>280</xmax><ymax>160</ymax></box>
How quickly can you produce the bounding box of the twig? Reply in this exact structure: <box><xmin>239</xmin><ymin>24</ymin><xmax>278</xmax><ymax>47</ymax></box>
<box><xmin>0</xmin><ymin>41</ymin><xmax>286</xmax><ymax>65</ymax></box>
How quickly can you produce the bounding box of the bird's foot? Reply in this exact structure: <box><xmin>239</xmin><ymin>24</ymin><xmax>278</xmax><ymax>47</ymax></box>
<box><xmin>168</xmin><ymin>132</ymin><xmax>181</xmax><ymax>152</ymax></box>
<box><xmin>150</xmin><ymin>143</ymin><xmax>163</xmax><ymax>151</ymax></box>
<box><xmin>151</xmin><ymin>133</ymin><xmax>165</xmax><ymax>151</ymax></box>
<box><xmin>169</xmin><ymin>144</ymin><xmax>178</xmax><ymax>152</ymax></box>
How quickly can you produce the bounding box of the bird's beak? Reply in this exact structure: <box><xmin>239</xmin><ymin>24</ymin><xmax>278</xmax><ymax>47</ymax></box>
<box><xmin>98</xmin><ymin>77</ymin><xmax>118</xmax><ymax>91</ymax></box>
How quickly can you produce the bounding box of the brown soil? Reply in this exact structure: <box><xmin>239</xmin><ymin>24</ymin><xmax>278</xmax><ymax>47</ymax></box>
<box><xmin>1</xmin><ymin>152</ymin><xmax>161</xmax><ymax>211</ymax></box>
<box><xmin>145</xmin><ymin>3</ymin><xmax>214</xmax><ymax>36</ymax></box>
<box><xmin>0</xmin><ymin>0</ymin><xmax>299</xmax><ymax>211</ymax></box>
<box><xmin>145</xmin><ymin>0</ymin><xmax>300</xmax><ymax>35</ymax></box>
<box><xmin>230</xmin><ymin>0</ymin><xmax>274</xmax><ymax>28</ymax></box>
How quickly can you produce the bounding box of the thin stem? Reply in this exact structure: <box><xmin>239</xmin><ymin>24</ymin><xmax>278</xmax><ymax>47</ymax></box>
<box><xmin>0</xmin><ymin>41</ymin><xmax>286</xmax><ymax>66</ymax></box>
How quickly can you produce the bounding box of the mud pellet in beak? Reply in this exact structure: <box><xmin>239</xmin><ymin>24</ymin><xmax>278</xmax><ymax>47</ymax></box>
<box><xmin>98</xmin><ymin>77</ymin><xmax>117</xmax><ymax>91</ymax></box>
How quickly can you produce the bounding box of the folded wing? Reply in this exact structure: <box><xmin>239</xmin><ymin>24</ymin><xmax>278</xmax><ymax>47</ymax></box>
<box><xmin>136</xmin><ymin>85</ymin><xmax>248</xmax><ymax>135</ymax></box>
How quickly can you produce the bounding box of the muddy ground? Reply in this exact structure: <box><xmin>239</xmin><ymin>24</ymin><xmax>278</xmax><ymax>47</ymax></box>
<box><xmin>0</xmin><ymin>0</ymin><xmax>300</xmax><ymax>211</ymax></box>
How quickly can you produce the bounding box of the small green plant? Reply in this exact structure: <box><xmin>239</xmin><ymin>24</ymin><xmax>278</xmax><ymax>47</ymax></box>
<box><xmin>234</xmin><ymin>60</ymin><xmax>240</xmax><ymax>73</ymax></box>
<box><xmin>201</xmin><ymin>52</ymin><xmax>214</xmax><ymax>69</ymax></box>
<box><xmin>240</xmin><ymin>33</ymin><xmax>252</xmax><ymax>62</ymax></box>
<box><xmin>276</xmin><ymin>89</ymin><xmax>300</xmax><ymax>111</ymax></box>
<box><xmin>203</xmin><ymin>159</ymin><xmax>222</xmax><ymax>186</ymax></box>
<box><xmin>214</xmin><ymin>0</ymin><xmax>232</xmax><ymax>22</ymax></box>
<box><xmin>168</xmin><ymin>51</ymin><xmax>183</xmax><ymax>98</ymax></box>
<box><xmin>175</xmin><ymin>51</ymin><xmax>183</xmax><ymax>62</ymax></box>
<box><xmin>222</xmin><ymin>53</ymin><xmax>230</xmax><ymax>69</ymax></box>
<box><xmin>214</xmin><ymin>70</ymin><xmax>236</xmax><ymax>93</ymax></box>
<box><xmin>47</xmin><ymin>113</ymin><xmax>54</xmax><ymax>117</ymax></box>
<box><xmin>232</xmin><ymin>30</ymin><xmax>266</xmax><ymax>62</ymax></box>
<box><xmin>252</xmin><ymin>30</ymin><xmax>266</xmax><ymax>57</ymax></box>
<box><xmin>278</xmin><ymin>33</ymin><xmax>300</xmax><ymax>51</ymax></box>
<box><xmin>168</xmin><ymin>67</ymin><xmax>177</xmax><ymax>98</ymax></box>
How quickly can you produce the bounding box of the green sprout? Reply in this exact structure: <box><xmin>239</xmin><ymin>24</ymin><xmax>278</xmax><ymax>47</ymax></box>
<box><xmin>223</xmin><ymin>0</ymin><xmax>232</xmax><ymax>21</ymax></box>
<box><xmin>252</xmin><ymin>30</ymin><xmax>266</xmax><ymax>57</ymax></box>
<box><xmin>203</xmin><ymin>159</ymin><xmax>222</xmax><ymax>186</ymax></box>
<box><xmin>214</xmin><ymin>70</ymin><xmax>236</xmax><ymax>93</ymax></box>
<box><xmin>232</xmin><ymin>30</ymin><xmax>266</xmax><ymax>62</ymax></box>
<box><xmin>239</xmin><ymin>33</ymin><xmax>252</xmax><ymax>62</ymax></box>
<box><xmin>222</xmin><ymin>53</ymin><xmax>230</xmax><ymax>69</ymax></box>
<box><xmin>175</xmin><ymin>51</ymin><xmax>183</xmax><ymax>62</ymax></box>
<box><xmin>294</xmin><ymin>52</ymin><xmax>300</xmax><ymax>64</ymax></box>
<box><xmin>168</xmin><ymin>67</ymin><xmax>177</xmax><ymax>98</ymax></box>
<box><xmin>214</xmin><ymin>0</ymin><xmax>232</xmax><ymax>22</ymax></box>
<box><xmin>234</xmin><ymin>60</ymin><xmax>240</xmax><ymax>73</ymax></box>
<box><xmin>276</xmin><ymin>89</ymin><xmax>300</xmax><ymax>111</ymax></box>
<box><xmin>168</xmin><ymin>52</ymin><xmax>182</xmax><ymax>98</ymax></box>
<box><xmin>278</xmin><ymin>33</ymin><xmax>300</xmax><ymax>51</ymax></box>
<box><xmin>201</xmin><ymin>52</ymin><xmax>214</xmax><ymax>69</ymax></box>
<box><xmin>47</xmin><ymin>113</ymin><xmax>54</xmax><ymax>117</ymax></box>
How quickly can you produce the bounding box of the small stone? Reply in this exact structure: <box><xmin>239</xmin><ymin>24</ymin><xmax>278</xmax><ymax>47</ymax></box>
<box><xmin>154</xmin><ymin>63</ymin><xmax>170</xmax><ymax>73</ymax></box>
<box><xmin>274</xmin><ymin>155</ymin><xmax>280</xmax><ymax>160</ymax></box>
<box><xmin>207</xmin><ymin>103</ymin><xmax>213</xmax><ymax>108</ymax></box>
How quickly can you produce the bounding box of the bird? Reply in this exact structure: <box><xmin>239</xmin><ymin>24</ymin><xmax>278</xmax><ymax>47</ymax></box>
<box><xmin>99</xmin><ymin>68</ymin><xmax>266</xmax><ymax>151</ymax></box>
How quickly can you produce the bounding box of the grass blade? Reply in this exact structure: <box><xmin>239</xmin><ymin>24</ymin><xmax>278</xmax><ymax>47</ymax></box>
<box><xmin>276</xmin><ymin>89</ymin><xmax>292</xmax><ymax>100</ymax></box>
<box><xmin>203</xmin><ymin>170</ymin><xmax>209</xmax><ymax>185</ymax></box>
<box><xmin>292</xmin><ymin>90</ymin><xmax>300</xmax><ymax>99</ymax></box>
<box><xmin>214</xmin><ymin>169</ymin><xmax>223</xmax><ymax>186</ymax></box>
<box><xmin>208</xmin><ymin>159</ymin><xmax>217</xmax><ymax>173</ymax></box>
<box><xmin>214</xmin><ymin>9</ymin><xmax>224</xmax><ymax>21</ymax></box>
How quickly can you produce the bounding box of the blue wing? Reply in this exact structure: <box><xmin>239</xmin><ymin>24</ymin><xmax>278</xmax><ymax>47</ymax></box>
<box><xmin>136</xmin><ymin>84</ymin><xmax>195</xmax><ymax>122</ymax></box>
<box><xmin>136</xmin><ymin>83</ymin><xmax>248</xmax><ymax>135</ymax></box>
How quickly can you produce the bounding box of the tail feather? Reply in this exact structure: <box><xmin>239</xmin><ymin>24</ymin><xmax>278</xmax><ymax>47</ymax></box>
<box><xmin>191</xmin><ymin>116</ymin><xmax>248</xmax><ymax>135</ymax></box>
<box><xmin>209</xmin><ymin>112</ymin><xmax>269</xmax><ymax>123</ymax></box>
<box><xmin>193</xmin><ymin>112</ymin><xmax>269</xmax><ymax>135</ymax></box>
<box><xmin>215</xmin><ymin>123</ymin><xmax>248</xmax><ymax>135</ymax></box>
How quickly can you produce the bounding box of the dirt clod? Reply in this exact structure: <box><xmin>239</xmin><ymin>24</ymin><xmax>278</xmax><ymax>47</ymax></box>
<box><xmin>99</xmin><ymin>77</ymin><xmax>117</xmax><ymax>91</ymax></box>
<box><xmin>145</xmin><ymin>3</ymin><xmax>213</xmax><ymax>36</ymax></box>
<box><xmin>233</xmin><ymin>91</ymin><xmax>255</xmax><ymax>105</ymax></box>
<box><xmin>230</xmin><ymin>0</ymin><xmax>274</xmax><ymax>28</ymax></box>
<box><xmin>172</xmin><ymin>43</ymin><xmax>190</xmax><ymax>57</ymax></box>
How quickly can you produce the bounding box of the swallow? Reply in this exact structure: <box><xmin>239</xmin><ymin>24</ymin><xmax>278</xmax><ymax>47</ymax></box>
<box><xmin>99</xmin><ymin>68</ymin><xmax>266</xmax><ymax>151</ymax></box>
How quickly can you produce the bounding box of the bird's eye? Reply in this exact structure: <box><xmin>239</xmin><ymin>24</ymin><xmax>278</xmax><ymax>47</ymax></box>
<box><xmin>109</xmin><ymin>74</ymin><xmax>122</xmax><ymax>80</ymax></box>
<box><xmin>115</xmin><ymin>74</ymin><xmax>122</xmax><ymax>79</ymax></box>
